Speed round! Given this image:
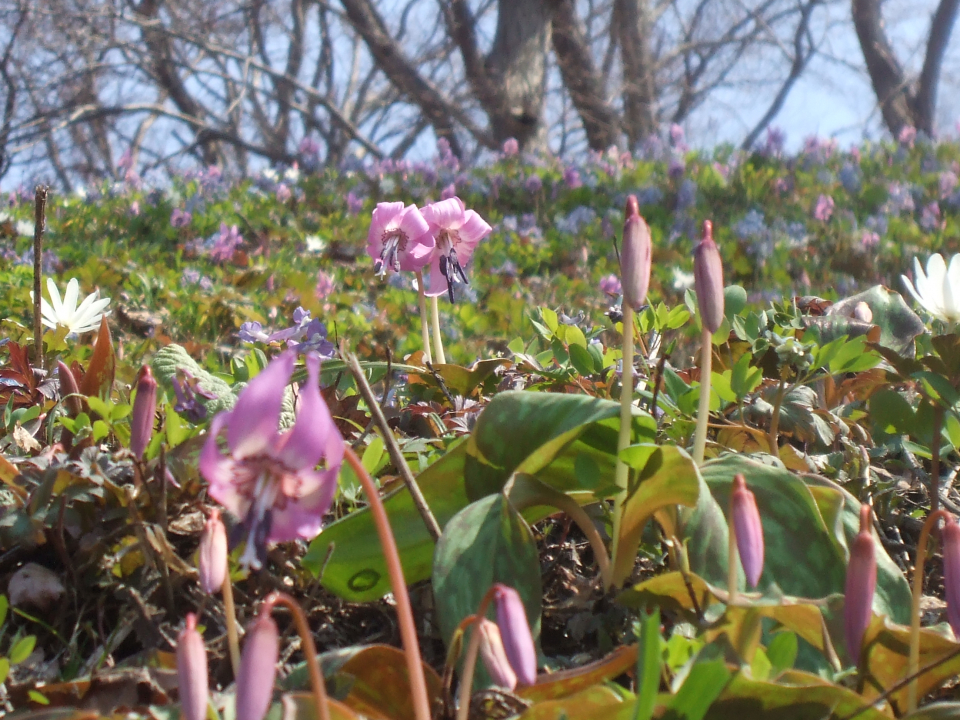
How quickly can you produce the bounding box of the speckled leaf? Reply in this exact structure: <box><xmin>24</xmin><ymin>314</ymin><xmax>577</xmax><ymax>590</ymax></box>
<box><xmin>826</xmin><ymin>285</ymin><xmax>925</xmax><ymax>356</ymax></box>
<box><xmin>515</xmin><ymin>685</ymin><xmax>635</xmax><ymax>720</ymax></box>
<box><xmin>151</xmin><ymin>343</ymin><xmax>237</xmax><ymax>416</ymax></box>
<box><xmin>516</xmin><ymin>645</ymin><xmax>639</xmax><ymax>703</ymax></box>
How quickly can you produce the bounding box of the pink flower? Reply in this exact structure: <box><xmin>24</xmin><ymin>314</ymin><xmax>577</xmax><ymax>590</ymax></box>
<box><xmin>813</xmin><ymin>194</ymin><xmax>835</xmax><ymax>222</ymax></box>
<box><xmin>502</xmin><ymin>138</ymin><xmax>519</xmax><ymax>156</ymax></box>
<box><xmin>171</xmin><ymin>208</ymin><xmax>192</xmax><ymax>228</ymax></box>
<box><xmin>236</xmin><ymin>612</ymin><xmax>279</xmax><ymax>720</ymax></box>
<box><xmin>861</xmin><ymin>231</ymin><xmax>880</xmax><ymax>250</ymax></box>
<box><xmin>420</xmin><ymin>197</ymin><xmax>492</xmax><ymax>302</ymax></box>
<box><xmin>478</xmin><ymin>618</ymin><xmax>517</xmax><ymax>690</ymax></box>
<box><xmin>200</xmin><ymin>351</ymin><xmax>344</xmax><ymax>569</ymax></box>
<box><xmin>844</xmin><ymin>504</ymin><xmax>876</xmax><ymax>663</ymax></box>
<box><xmin>315</xmin><ymin>270</ymin><xmax>335</xmax><ymax>300</ymax></box>
<box><xmin>366</xmin><ymin>202</ymin><xmax>433</xmax><ymax>278</ymax></box>
<box><xmin>493</xmin><ymin>584</ymin><xmax>537</xmax><ymax>686</ymax></box>
<box><xmin>130</xmin><ymin>366</ymin><xmax>157</xmax><ymax>460</ymax></box>
<box><xmin>620</xmin><ymin>196</ymin><xmax>652</xmax><ymax>311</ymax></box>
<box><xmin>198</xmin><ymin>509</ymin><xmax>228</xmax><ymax>594</ymax></box>
<box><xmin>275</xmin><ymin>184</ymin><xmax>292</xmax><ymax>203</ymax></box>
<box><xmin>176</xmin><ymin>614</ymin><xmax>209</xmax><ymax>720</ymax></box>
<box><xmin>898</xmin><ymin>125</ymin><xmax>917</xmax><ymax>147</ymax></box>
<box><xmin>693</xmin><ymin>220</ymin><xmax>724</xmax><ymax>333</ymax></box>
<box><xmin>731</xmin><ymin>474</ymin><xmax>763</xmax><ymax>588</ymax></box>
<box><xmin>599</xmin><ymin>274</ymin><xmax>622</xmax><ymax>296</ymax></box>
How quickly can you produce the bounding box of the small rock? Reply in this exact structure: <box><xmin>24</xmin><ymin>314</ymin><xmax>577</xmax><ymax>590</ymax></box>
<box><xmin>8</xmin><ymin>564</ymin><xmax>65</xmax><ymax>610</ymax></box>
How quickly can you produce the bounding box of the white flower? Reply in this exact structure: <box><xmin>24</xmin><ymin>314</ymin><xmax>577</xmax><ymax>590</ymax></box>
<box><xmin>672</xmin><ymin>267</ymin><xmax>696</xmax><ymax>291</ymax></box>
<box><xmin>31</xmin><ymin>278</ymin><xmax>111</xmax><ymax>335</ymax></box>
<box><xmin>902</xmin><ymin>253</ymin><xmax>960</xmax><ymax>324</ymax></box>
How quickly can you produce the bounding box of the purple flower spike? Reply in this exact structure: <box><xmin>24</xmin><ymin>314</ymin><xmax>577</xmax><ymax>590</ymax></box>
<box><xmin>478</xmin><ymin>618</ymin><xmax>517</xmax><ymax>690</ymax></box>
<box><xmin>366</xmin><ymin>202</ymin><xmax>434</xmax><ymax>278</ymax></box>
<box><xmin>176</xmin><ymin>614</ymin><xmax>209</xmax><ymax>720</ymax></box>
<box><xmin>420</xmin><ymin>197</ymin><xmax>492</xmax><ymax>302</ymax></box>
<box><xmin>236</xmin><ymin>613</ymin><xmax>279</xmax><ymax>720</ymax></box>
<box><xmin>693</xmin><ymin>220</ymin><xmax>725</xmax><ymax>333</ymax></box>
<box><xmin>620</xmin><ymin>195</ymin><xmax>652</xmax><ymax>311</ymax></box>
<box><xmin>493</xmin><ymin>584</ymin><xmax>537</xmax><ymax>686</ymax></box>
<box><xmin>942</xmin><ymin>516</ymin><xmax>960</xmax><ymax>638</ymax></box>
<box><xmin>731</xmin><ymin>474</ymin><xmax>764</xmax><ymax>588</ymax></box>
<box><xmin>844</xmin><ymin>504</ymin><xmax>877</xmax><ymax>664</ymax></box>
<box><xmin>198</xmin><ymin>509</ymin><xmax>228</xmax><ymax>594</ymax></box>
<box><xmin>130</xmin><ymin>366</ymin><xmax>157</xmax><ymax>460</ymax></box>
<box><xmin>200</xmin><ymin>351</ymin><xmax>343</xmax><ymax>570</ymax></box>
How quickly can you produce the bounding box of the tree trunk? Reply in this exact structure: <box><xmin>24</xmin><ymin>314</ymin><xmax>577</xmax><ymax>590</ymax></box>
<box><xmin>614</xmin><ymin>0</ymin><xmax>657</xmax><ymax>149</ymax></box>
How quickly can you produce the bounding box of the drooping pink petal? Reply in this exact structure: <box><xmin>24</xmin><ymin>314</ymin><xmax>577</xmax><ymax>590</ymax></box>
<box><xmin>424</xmin><ymin>259</ymin><xmax>448</xmax><ymax>299</ymax></box>
<box><xmin>456</xmin><ymin>210</ymin><xmax>493</xmax><ymax>259</ymax></box>
<box><xmin>227</xmin><ymin>351</ymin><xmax>294</xmax><ymax>458</ymax></box>
<box><xmin>200</xmin><ymin>413</ymin><xmax>235</xmax><ymax>487</ymax></box>
<box><xmin>398</xmin><ymin>204</ymin><xmax>431</xmax><ymax>240</ymax></box>
<box><xmin>366</xmin><ymin>202</ymin><xmax>405</xmax><ymax>258</ymax></box>
<box><xmin>267</xmin><ymin>469</ymin><xmax>338</xmax><ymax>542</ymax></box>
<box><xmin>421</xmin><ymin>197</ymin><xmax>466</xmax><ymax>230</ymax></box>
<box><xmin>274</xmin><ymin>354</ymin><xmax>343</xmax><ymax>471</ymax></box>
<box><xmin>400</xmin><ymin>235</ymin><xmax>436</xmax><ymax>271</ymax></box>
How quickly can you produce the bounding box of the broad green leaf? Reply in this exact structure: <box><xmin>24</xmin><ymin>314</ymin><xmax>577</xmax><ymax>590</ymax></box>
<box><xmin>516</xmin><ymin>685</ymin><xmax>635</xmax><ymax>719</ymax></box>
<box><xmin>9</xmin><ymin>634</ymin><xmax>36</xmax><ymax>664</ymax></box>
<box><xmin>612</xmin><ymin>445</ymin><xmax>701</xmax><ymax>586</ymax></box>
<box><xmin>665</xmin><ymin>656</ymin><xmax>731</xmax><ymax>720</ymax></box>
<box><xmin>634</xmin><ymin>608</ymin><xmax>661</xmax><ymax>720</ymax></box>
<box><xmin>765</xmin><ymin>631</ymin><xmax>798</xmax><ymax>676</ymax></box>
<box><xmin>152</xmin><ymin>344</ymin><xmax>237</xmax><ymax>416</ymax></box>
<box><xmin>0</xmin><ymin>657</ymin><xmax>8</xmax><ymax>685</ymax></box>
<box><xmin>432</xmin><ymin>494</ymin><xmax>541</xmax><ymax>647</ymax></box>
<box><xmin>869</xmin><ymin>388</ymin><xmax>916</xmax><ymax>435</ymax></box>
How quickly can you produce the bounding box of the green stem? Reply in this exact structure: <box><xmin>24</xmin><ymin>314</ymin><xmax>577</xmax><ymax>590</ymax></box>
<box><xmin>344</xmin><ymin>447</ymin><xmax>432</xmax><ymax>720</ymax></box>
<box><xmin>221</xmin><ymin>570</ymin><xmax>241</xmax><ymax>679</ymax></box>
<box><xmin>931</xmin><ymin>405</ymin><xmax>944</xmax><ymax>513</ymax></box>
<box><xmin>727</xmin><ymin>499</ymin><xmax>738</xmax><ymax>605</ymax></box>
<box><xmin>908</xmin><ymin>509</ymin><xmax>950</xmax><ymax>712</ymax></box>
<box><xmin>692</xmin><ymin>327</ymin><xmax>712</xmax><ymax>465</ymax></box>
<box><xmin>612</xmin><ymin>304</ymin><xmax>635</xmax><ymax>570</ymax></box>
<box><xmin>415</xmin><ymin>271</ymin><xmax>432</xmax><ymax>364</ymax></box>
<box><xmin>430</xmin><ymin>294</ymin><xmax>446</xmax><ymax>364</ymax></box>
<box><xmin>455</xmin><ymin>589</ymin><xmax>498</xmax><ymax>720</ymax></box>
<box><xmin>766</xmin><ymin>379</ymin><xmax>786</xmax><ymax>456</ymax></box>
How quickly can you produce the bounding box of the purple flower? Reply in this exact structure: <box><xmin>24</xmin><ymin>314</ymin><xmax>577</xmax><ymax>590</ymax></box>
<box><xmin>940</xmin><ymin>171</ymin><xmax>958</xmax><ymax>199</ymax></box>
<box><xmin>236</xmin><ymin>612</ymin><xmax>279</xmax><ymax>720</ymax></box>
<box><xmin>200</xmin><ymin>351</ymin><xmax>343</xmax><ymax>569</ymax></box>
<box><xmin>921</xmin><ymin>202</ymin><xmax>942</xmax><ymax>232</ymax></box>
<box><xmin>441</xmin><ymin>183</ymin><xmax>457</xmax><ymax>200</ymax></box>
<box><xmin>210</xmin><ymin>223</ymin><xmax>243</xmax><ymax>262</ymax></box>
<box><xmin>669</xmin><ymin>123</ymin><xmax>686</xmax><ymax>147</ymax></box>
<box><xmin>764</xmin><ymin>127</ymin><xmax>785</xmax><ymax>157</ymax></box>
<box><xmin>275</xmin><ymin>184</ymin><xmax>292</xmax><ymax>203</ymax></box>
<box><xmin>420</xmin><ymin>197</ymin><xmax>492</xmax><ymax>302</ymax></box>
<box><xmin>860</xmin><ymin>231</ymin><xmax>881</xmax><ymax>251</ymax></box>
<box><xmin>130</xmin><ymin>366</ymin><xmax>157</xmax><ymax>460</ymax></box>
<box><xmin>493</xmin><ymin>584</ymin><xmax>537</xmax><ymax>686</ymax></box>
<box><xmin>346</xmin><ymin>192</ymin><xmax>365</xmax><ymax>215</ymax></box>
<box><xmin>813</xmin><ymin>194</ymin><xmax>835</xmax><ymax>222</ymax></box>
<box><xmin>524</xmin><ymin>175</ymin><xmax>543</xmax><ymax>194</ymax></box>
<box><xmin>563</xmin><ymin>166</ymin><xmax>582</xmax><ymax>189</ymax></box>
<box><xmin>844</xmin><ymin>504</ymin><xmax>876</xmax><ymax>664</ymax></box>
<box><xmin>198</xmin><ymin>509</ymin><xmax>228</xmax><ymax>594</ymax></box>
<box><xmin>502</xmin><ymin>138</ymin><xmax>519</xmax><ymax>157</ymax></box>
<box><xmin>366</xmin><ymin>202</ymin><xmax>433</xmax><ymax>278</ymax></box>
<box><xmin>172</xmin><ymin>369</ymin><xmax>218</xmax><ymax>423</ymax></box>
<box><xmin>600</xmin><ymin>274</ymin><xmax>622</xmax><ymax>297</ymax></box>
<box><xmin>315</xmin><ymin>271</ymin><xmax>335</xmax><ymax>300</ymax></box>
<box><xmin>171</xmin><ymin>208</ymin><xmax>192</xmax><ymax>228</ymax></box>
<box><xmin>898</xmin><ymin>125</ymin><xmax>917</xmax><ymax>147</ymax></box>
<box><xmin>299</xmin><ymin>137</ymin><xmax>320</xmax><ymax>157</ymax></box>
<box><xmin>176</xmin><ymin>614</ymin><xmax>209</xmax><ymax>720</ymax></box>
<box><xmin>731</xmin><ymin>474</ymin><xmax>764</xmax><ymax>588</ymax></box>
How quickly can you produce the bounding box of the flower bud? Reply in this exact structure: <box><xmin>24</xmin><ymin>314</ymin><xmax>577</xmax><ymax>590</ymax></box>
<box><xmin>176</xmin><ymin>614</ymin><xmax>209</xmax><ymax>720</ymax></box>
<box><xmin>130</xmin><ymin>365</ymin><xmax>157</xmax><ymax>459</ymax></box>
<box><xmin>942</xmin><ymin>516</ymin><xmax>960</xmax><ymax>638</ymax></box>
<box><xmin>57</xmin><ymin>361</ymin><xmax>83</xmax><ymax>417</ymax></box>
<box><xmin>236</xmin><ymin>612</ymin><xmax>279</xmax><ymax>720</ymax></box>
<box><xmin>844</xmin><ymin>504</ymin><xmax>876</xmax><ymax>663</ymax></box>
<box><xmin>493</xmin><ymin>584</ymin><xmax>537</xmax><ymax>686</ymax></box>
<box><xmin>731</xmin><ymin>474</ymin><xmax>764</xmax><ymax>588</ymax></box>
<box><xmin>198</xmin><ymin>509</ymin><xmax>228</xmax><ymax>595</ymax></box>
<box><xmin>693</xmin><ymin>220</ymin><xmax>725</xmax><ymax>333</ymax></box>
<box><xmin>477</xmin><ymin>618</ymin><xmax>517</xmax><ymax>690</ymax></box>
<box><xmin>620</xmin><ymin>196</ymin><xmax>652</xmax><ymax>311</ymax></box>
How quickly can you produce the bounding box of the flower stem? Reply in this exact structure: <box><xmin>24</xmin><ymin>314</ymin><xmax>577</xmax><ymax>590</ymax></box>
<box><xmin>692</xmin><ymin>326</ymin><xmax>712</xmax><ymax>465</ymax></box>
<box><xmin>344</xmin><ymin>446</ymin><xmax>432</xmax><ymax>720</ymax></box>
<box><xmin>415</xmin><ymin>271</ymin><xmax>432</xmax><ymax>365</ymax></box>
<box><xmin>766</xmin><ymin>379</ymin><xmax>786</xmax><ymax>456</ymax></box>
<box><xmin>908</xmin><ymin>508</ymin><xmax>950</xmax><ymax>712</ymax></box>
<box><xmin>455</xmin><ymin>588</ymin><xmax>498</xmax><ymax>720</ymax></box>
<box><xmin>221</xmin><ymin>571</ymin><xmax>241</xmax><ymax>679</ymax></box>
<box><xmin>931</xmin><ymin>405</ymin><xmax>944</xmax><ymax>513</ymax></box>
<box><xmin>262</xmin><ymin>592</ymin><xmax>330</xmax><ymax>720</ymax></box>
<box><xmin>612</xmin><ymin>304</ymin><xmax>635</xmax><ymax>571</ymax></box>
<box><xmin>430</xmin><ymin>295</ymin><xmax>446</xmax><ymax>364</ymax></box>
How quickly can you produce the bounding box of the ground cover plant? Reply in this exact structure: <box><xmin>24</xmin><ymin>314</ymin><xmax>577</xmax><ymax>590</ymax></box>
<box><xmin>3</xmin><ymin>129</ymin><xmax>960</xmax><ymax>718</ymax></box>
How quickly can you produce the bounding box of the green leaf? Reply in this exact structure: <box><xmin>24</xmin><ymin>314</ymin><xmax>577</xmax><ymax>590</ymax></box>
<box><xmin>0</xmin><ymin>593</ymin><xmax>9</xmax><ymax>627</ymax></box>
<box><xmin>664</xmin><ymin>656</ymin><xmax>731</xmax><ymax>720</ymax></box>
<box><xmin>765</xmin><ymin>631</ymin><xmax>798</xmax><ymax>676</ymax></box>
<box><xmin>869</xmin><ymin>388</ymin><xmax>915</xmax><ymax>435</ymax></box>
<box><xmin>569</xmin><ymin>343</ymin><xmax>597</xmax><ymax>376</ymax></box>
<box><xmin>826</xmin><ymin>285</ymin><xmax>925</xmax><ymax>356</ymax></box>
<box><xmin>0</xmin><ymin>657</ymin><xmax>8</xmax><ymax>685</ymax></box>
<box><xmin>9</xmin><ymin>634</ymin><xmax>36</xmax><ymax>664</ymax></box>
<box><xmin>633</xmin><ymin>608</ymin><xmax>661</xmax><ymax>720</ymax></box>
<box><xmin>432</xmin><ymin>494</ymin><xmax>541</xmax><ymax>650</ymax></box>
<box><xmin>27</xmin><ymin>690</ymin><xmax>49</xmax><ymax>706</ymax></box>
<box><xmin>152</xmin><ymin>343</ymin><xmax>238</xmax><ymax>417</ymax></box>
<box><xmin>730</xmin><ymin>353</ymin><xmax>762</xmax><ymax>398</ymax></box>
<box><xmin>724</xmin><ymin>286</ymin><xmax>747</xmax><ymax>318</ymax></box>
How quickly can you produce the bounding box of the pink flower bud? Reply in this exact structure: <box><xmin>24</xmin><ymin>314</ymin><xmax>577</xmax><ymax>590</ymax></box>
<box><xmin>130</xmin><ymin>365</ymin><xmax>157</xmax><ymax>459</ymax></box>
<box><xmin>58</xmin><ymin>361</ymin><xmax>83</xmax><ymax>417</ymax></box>
<box><xmin>620</xmin><ymin>196</ymin><xmax>652</xmax><ymax>311</ymax></box>
<box><xmin>844</xmin><ymin>504</ymin><xmax>876</xmax><ymax>663</ymax></box>
<box><xmin>236</xmin><ymin>613</ymin><xmax>279</xmax><ymax>720</ymax></box>
<box><xmin>493</xmin><ymin>584</ymin><xmax>537</xmax><ymax>686</ymax></box>
<box><xmin>478</xmin><ymin>618</ymin><xmax>517</xmax><ymax>690</ymax></box>
<box><xmin>731</xmin><ymin>474</ymin><xmax>764</xmax><ymax>588</ymax></box>
<box><xmin>198</xmin><ymin>509</ymin><xmax>228</xmax><ymax>595</ymax></box>
<box><xmin>942</xmin><ymin>516</ymin><xmax>960</xmax><ymax>637</ymax></box>
<box><xmin>176</xmin><ymin>614</ymin><xmax>209</xmax><ymax>720</ymax></box>
<box><xmin>693</xmin><ymin>220</ymin><xmax>725</xmax><ymax>333</ymax></box>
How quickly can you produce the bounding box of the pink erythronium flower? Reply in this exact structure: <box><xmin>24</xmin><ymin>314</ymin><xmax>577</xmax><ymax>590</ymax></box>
<box><xmin>420</xmin><ymin>197</ymin><xmax>492</xmax><ymax>302</ymax></box>
<box><xmin>366</xmin><ymin>202</ymin><xmax>433</xmax><ymax>278</ymax></box>
<box><xmin>200</xmin><ymin>351</ymin><xmax>344</xmax><ymax>569</ymax></box>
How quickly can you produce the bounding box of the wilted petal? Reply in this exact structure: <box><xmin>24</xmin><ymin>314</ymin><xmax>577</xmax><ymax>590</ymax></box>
<box><xmin>227</xmin><ymin>351</ymin><xmax>293</xmax><ymax>458</ymax></box>
<box><xmin>236</xmin><ymin>613</ymin><xmax>279</xmax><ymax>720</ymax></box>
<box><xmin>274</xmin><ymin>353</ymin><xmax>344</xmax><ymax>472</ymax></box>
<box><xmin>493</xmin><ymin>584</ymin><xmax>537</xmax><ymax>686</ymax></box>
<box><xmin>176</xmin><ymin>614</ymin><xmax>209</xmax><ymax>720</ymax></box>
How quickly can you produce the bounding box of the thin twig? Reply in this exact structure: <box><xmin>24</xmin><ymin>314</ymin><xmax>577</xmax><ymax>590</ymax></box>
<box><xmin>32</xmin><ymin>186</ymin><xmax>47</xmax><ymax>370</ymax></box>
<box><xmin>342</xmin><ymin>345</ymin><xmax>441</xmax><ymax>541</ymax></box>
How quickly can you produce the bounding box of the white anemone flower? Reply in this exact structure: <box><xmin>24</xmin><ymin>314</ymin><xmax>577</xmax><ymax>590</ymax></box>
<box><xmin>31</xmin><ymin>278</ymin><xmax>111</xmax><ymax>335</ymax></box>
<box><xmin>902</xmin><ymin>253</ymin><xmax>960</xmax><ymax>324</ymax></box>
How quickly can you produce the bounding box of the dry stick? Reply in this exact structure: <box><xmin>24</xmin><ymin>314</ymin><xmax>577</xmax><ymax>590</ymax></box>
<box><xmin>262</xmin><ymin>592</ymin><xmax>331</xmax><ymax>720</ymax></box>
<box><xmin>415</xmin><ymin>271</ymin><xmax>433</xmax><ymax>364</ymax></box>
<box><xmin>32</xmin><ymin>186</ymin><xmax>47</xmax><ymax>370</ymax></box>
<box><xmin>692</xmin><ymin>326</ymin><xmax>713</xmax><ymax>465</ymax></box>
<box><xmin>907</xmin><ymin>508</ymin><xmax>951</xmax><ymax>712</ymax></box>
<box><xmin>221</xmin><ymin>571</ymin><xmax>242</xmax><ymax>679</ymax></box>
<box><xmin>342</xmin><ymin>348</ymin><xmax>441</xmax><ymax>541</ymax></box>
<box><xmin>430</xmin><ymin>295</ymin><xmax>447</xmax><ymax>364</ymax></box>
<box><xmin>344</xmin><ymin>447</ymin><xmax>432</xmax><ymax>720</ymax></box>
